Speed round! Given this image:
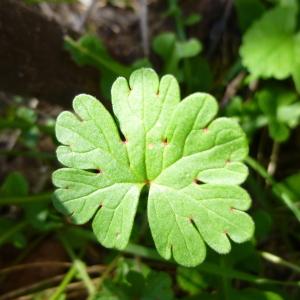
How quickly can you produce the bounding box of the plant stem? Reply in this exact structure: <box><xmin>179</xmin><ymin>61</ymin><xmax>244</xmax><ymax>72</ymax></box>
<box><xmin>125</xmin><ymin>243</ymin><xmax>300</xmax><ymax>287</ymax></box>
<box><xmin>245</xmin><ymin>156</ymin><xmax>300</xmax><ymax>222</ymax></box>
<box><xmin>58</xmin><ymin>229</ymin><xmax>300</xmax><ymax>289</ymax></box>
<box><xmin>199</xmin><ymin>261</ymin><xmax>300</xmax><ymax>287</ymax></box>
<box><xmin>0</xmin><ymin>265</ymin><xmax>104</xmax><ymax>300</ymax></box>
<box><xmin>267</xmin><ymin>141</ymin><xmax>280</xmax><ymax>176</ymax></box>
<box><xmin>76</xmin><ymin>0</ymin><xmax>98</xmax><ymax>32</ymax></box>
<box><xmin>168</xmin><ymin>0</ymin><xmax>195</xmax><ymax>92</ymax></box>
<box><xmin>96</xmin><ymin>256</ymin><xmax>120</xmax><ymax>290</ymax></box>
<box><xmin>0</xmin><ymin>273</ymin><xmax>67</xmax><ymax>300</ymax></box>
<box><xmin>58</xmin><ymin>234</ymin><xmax>96</xmax><ymax>297</ymax></box>
<box><xmin>59</xmin><ymin>227</ymin><xmax>300</xmax><ymax>288</ymax></box>
<box><xmin>168</xmin><ymin>0</ymin><xmax>186</xmax><ymax>40</ymax></box>
<box><xmin>65</xmin><ymin>36</ymin><xmax>131</xmax><ymax>77</ymax></box>
<box><xmin>260</xmin><ymin>251</ymin><xmax>300</xmax><ymax>274</ymax></box>
<box><xmin>220</xmin><ymin>257</ymin><xmax>230</xmax><ymax>300</ymax></box>
<box><xmin>124</xmin><ymin>243</ymin><xmax>163</xmax><ymax>261</ymax></box>
<box><xmin>0</xmin><ymin>192</ymin><xmax>52</xmax><ymax>205</ymax></box>
<box><xmin>49</xmin><ymin>264</ymin><xmax>77</xmax><ymax>300</ymax></box>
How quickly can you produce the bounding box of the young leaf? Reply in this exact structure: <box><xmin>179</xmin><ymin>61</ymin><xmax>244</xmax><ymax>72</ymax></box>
<box><xmin>53</xmin><ymin>68</ymin><xmax>254</xmax><ymax>267</ymax></box>
<box><xmin>65</xmin><ymin>34</ymin><xmax>131</xmax><ymax>99</ymax></box>
<box><xmin>256</xmin><ymin>88</ymin><xmax>300</xmax><ymax>142</ymax></box>
<box><xmin>240</xmin><ymin>5</ymin><xmax>300</xmax><ymax>90</ymax></box>
<box><xmin>176</xmin><ymin>266</ymin><xmax>208</xmax><ymax>295</ymax></box>
<box><xmin>282</xmin><ymin>172</ymin><xmax>300</xmax><ymax>199</ymax></box>
<box><xmin>152</xmin><ymin>32</ymin><xmax>202</xmax><ymax>79</ymax></box>
<box><xmin>65</xmin><ymin>35</ymin><xmax>130</xmax><ymax>77</ymax></box>
<box><xmin>0</xmin><ymin>172</ymin><xmax>28</xmax><ymax>197</ymax></box>
<box><xmin>0</xmin><ymin>172</ymin><xmax>57</xmax><ymax>232</ymax></box>
<box><xmin>184</xmin><ymin>13</ymin><xmax>202</xmax><ymax>26</ymax></box>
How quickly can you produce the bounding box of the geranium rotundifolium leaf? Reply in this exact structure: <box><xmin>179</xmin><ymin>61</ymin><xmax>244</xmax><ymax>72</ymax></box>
<box><xmin>52</xmin><ymin>68</ymin><xmax>254</xmax><ymax>267</ymax></box>
<box><xmin>240</xmin><ymin>5</ymin><xmax>300</xmax><ymax>86</ymax></box>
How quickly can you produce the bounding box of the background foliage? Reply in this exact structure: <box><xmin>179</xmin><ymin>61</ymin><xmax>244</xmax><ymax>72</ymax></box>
<box><xmin>1</xmin><ymin>0</ymin><xmax>300</xmax><ymax>299</ymax></box>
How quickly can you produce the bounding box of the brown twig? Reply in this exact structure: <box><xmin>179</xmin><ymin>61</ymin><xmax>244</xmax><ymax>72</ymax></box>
<box><xmin>0</xmin><ymin>262</ymin><xmax>72</xmax><ymax>276</ymax></box>
<box><xmin>138</xmin><ymin>0</ymin><xmax>149</xmax><ymax>57</ymax></box>
<box><xmin>221</xmin><ymin>71</ymin><xmax>246</xmax><ymax>107</ymax></box>
<box><xmin>77</xmin><ymin>0</ymin><xmax>99</xmax><ymax>32</ymax></box>
<box><xmin>0</xmin><ymin>265</ymin><xmax>105</xmax><ymax>300</ymax></box>
<box><xmin>267</xmin><ymin>141</ymin><xmax>280</xmax><ymax>177</ymax></box>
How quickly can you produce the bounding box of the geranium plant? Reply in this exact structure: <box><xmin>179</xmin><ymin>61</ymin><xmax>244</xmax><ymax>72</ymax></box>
<box><xmin>52</xmin><ymin>68</ymin><xmax>254</xmax><ymax>267</ymax></box>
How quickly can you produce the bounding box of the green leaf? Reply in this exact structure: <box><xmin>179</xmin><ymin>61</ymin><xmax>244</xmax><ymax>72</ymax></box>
<box><xmin>0</xmin><ymin>173</ymin><xmax>28</xmax><ymax>247</ymax></box>
<box><xmin>177</xmin><ymin>266</ymin><xmax>208</xmax><ymax>295</ymax></box>
<box><xmin>283</xmin><ymin>172</ymin><xmax>300</xmax><ymax>197</ymax></box>
<box><xmin>16</xmin><ymin>106</ymin><xmax>37</xmax><ymax>124</ymax></box>
<box><xmin>0</xmin><ymin>172</ymin><xmax>57</xmax><ymax>232</ymax></box>
<box><xmin>65</xmin><ymin>35</ymin><xmax>130</xmax><ymax>77</ymax></box>
<box><xmin>184</xmin><ymin>13</ymin><xmax>202</xmax><ymax>26</ymax></box>
<box><xmin>269</xmin><ymin>120</ymin><xmax>290</xmax><ymax>141</ymax></box>
<box><xmin>152</xmin><ymin>33</ymin><xmax>202</xmax><ymax>78</ymax></box>
<box><xmin>240</xmin><ymin>5</ymin><xmax>300</xmax><ymax>81</ymax></box>
<box><xmin>0</xmin><ymin>218</ymin><xmax>27</xmax><ymax>248</ymax></box>
<box><xmin>257</xmin><ymin>90</ymin><xmax>277</xmax><ymax>117</ymax></box>
<box><xmin>256</xmin><ymin>87</ymin><xmax>300</xmax><ymax>142</ymax></box>
<box><xmin>96</xmin><ymin>271</ymin><xmax>174</xmax><ymax>300</ymax></box>
<box><xmin>64</xmin><ymin>34</ymin><xmax>131</xmax><ymax>98</ymax></box>
<box><xmin>95</xmin><ymin>270</ymin><xmax>174</xmax><ymax>300</ymax></box>
<box><xmin>0</xmin><ymin>172</ymin><xmax>28</xmax><ymax>197</ymax></box>
<box><xmin>278</xmin><ymin>101</ymin><xmax>300</xmax><ymax>127</ymax></box>
<box><xmin>95</xmin><ymin>281</ymin><xmax>128</xmax><ymax>300</ymax></box>
<box><xmin>53</xmin><ymin>68</ymin><xmax>254</xmax><ymax>266</ymax></box>
<box><xmin>139</xmin><ymin>271</ymin><xmax>174</xmax><ymax>300</ymax></box>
